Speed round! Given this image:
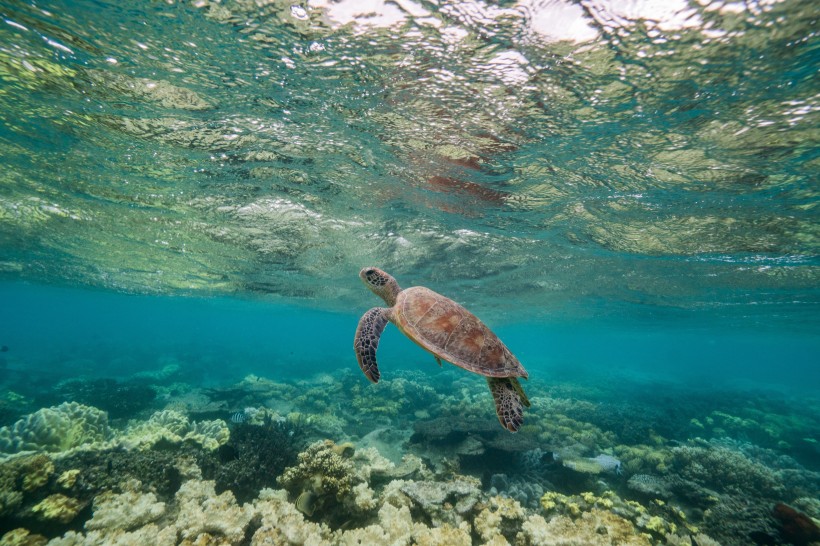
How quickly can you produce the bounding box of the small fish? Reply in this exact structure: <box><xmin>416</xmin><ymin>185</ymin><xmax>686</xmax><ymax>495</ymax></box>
<box><xmin>296</xmin><ymin>490</ymin><xmax>317</xmax><ymax>516</ymax></box>
<box><xmin>590</xmin><ymin>454</ymin><xmax>622</xmax><ymax>475</ymax></box>
<box><xmin>0</xmin><ymin>345</ymin><xmax>8</xmax><ymax>352</ymax></box>
<box><xmin>230</xmin><ymin>411</ymin><xmax>246</xmax><ymax>424</ymax></box>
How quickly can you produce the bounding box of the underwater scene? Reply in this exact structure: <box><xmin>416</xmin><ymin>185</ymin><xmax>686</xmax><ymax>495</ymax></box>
<box><xmin>0</xmin><ymin>0</ymin><xmax>818</xmax><ymax>545</ymax></box>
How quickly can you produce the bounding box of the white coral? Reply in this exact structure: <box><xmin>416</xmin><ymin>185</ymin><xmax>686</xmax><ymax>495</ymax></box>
<box><xmin>85</xmin><ymin>488</ymin><xmax>165</xmax><ymax>531</ymax></box>
<box><xmin>411</xmin><ymin>521</ymin><xmax>472</xmax><ymax>546</ymax></box>
<box><xmin>335</xmin><ymin>503</ymin><xmax>414</xmax><ymax>546</ymax></box>
<box><xmin>175</xmin><ymin>480</ymin><xmax>253</xmax><ymax>544</ymax></box>
<box><xmin>252</xmin><ymin>488</ymin><xmax>333</xmax><ymax>546</ymax></box>
<box><xmin>186</xmin><ymin>419</ymin><xmax>230</xmax><ymax>450</ymax></box>
<box><xmin>351</xmin><ymin>482</ymin><xmax>378</xmax><ymax>512</ymax></box>
<box><xmin>351</xmin><ymin>447</ymin><xmax>395</xmax><ymax>482</ymax></box>
<box><xmin>474</xmin><ymin>496</ymin><xmax>525</xmax><ymax>543</ymax></box>
<box><xmin>119</xmin><ymin>411</ymin><xmax>229</xmax><ymax>451</ymax></box>
<box><xmin>50</xmin><ymin>525</ymin><xmax>177</xmax><ymax>546</ymax></box>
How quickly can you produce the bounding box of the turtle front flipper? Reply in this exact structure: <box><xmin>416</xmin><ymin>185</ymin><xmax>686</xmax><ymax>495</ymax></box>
<box><xmin>354</xmin><ymin>307</ymin><xmax>391</xmax><ymax>383</ymax></box>
<box><xmin>487</xmin><ymin>377</ymin><xmax>527</xmax><ymax>432</ymax></box>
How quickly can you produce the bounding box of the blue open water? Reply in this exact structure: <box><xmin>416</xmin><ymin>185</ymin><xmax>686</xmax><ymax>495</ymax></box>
<box><xmin>2</xmin><ymin>281</ymin><xmax>818</xmax><ymax>392</ymax></box>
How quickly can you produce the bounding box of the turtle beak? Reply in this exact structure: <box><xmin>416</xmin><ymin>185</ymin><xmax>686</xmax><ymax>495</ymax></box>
<box><xmin>359</xmin><ymin>267</ymin><xmax>383</xmax><ymax>286</ymax></box>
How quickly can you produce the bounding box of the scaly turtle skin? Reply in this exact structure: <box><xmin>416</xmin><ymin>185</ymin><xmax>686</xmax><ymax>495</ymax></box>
<box><xmin>354</xmin><ymin>267</ymin><xmax>530</xmax><ymax>432</ymax></box>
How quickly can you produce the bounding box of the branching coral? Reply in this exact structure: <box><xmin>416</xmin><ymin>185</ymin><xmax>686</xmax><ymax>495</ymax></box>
<box><xmin>527</xmin><ymin>397</ymin><xmax>617</xmax><ymax>453</ymax></box>
<box><xmin>275</xmin><ymin>438</ymin><xmax>374</xmax><ymax>528</ymax></box>
<box><xmin>278</xmin><ymin>440</ymin><xmax>356</xmax><ymax>503</ymax></box>
<box><xmin>671</xmin><ymin>444</ymin><xmax>783</xmax><ymax>497</ymax></box>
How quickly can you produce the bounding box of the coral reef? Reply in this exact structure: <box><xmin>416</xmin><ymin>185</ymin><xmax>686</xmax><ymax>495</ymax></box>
<box><xmin>84</xmin><ymin>480</ymin><xmax>165</xmax><ymax>531</ymax></box>
<box><xmin>0</xmin><ymin>367</ymin><xmax>816</xmax><ymax>546</ymax></box>
<box><xmin>49</xmin><ymin>445</ymin><xmax>202</xmax><ymax>507</ymax></box>
<box><xmin>400</xmin><ymin>476</ymin><xmax>481</xmax><ymax>527</ymax></box>
<box><xmin>521</xmin><ymin>509</ymin><xmax>653</xmax><ymax>546</ymax></box>
<box><xmin>474</xmin><ymin>495</ymin><xmax>526</xmax><ymax>543</ymax></box>
<box><xmin>30</xmin><ymin>494</ymin><xmax>83</xmax><ymax>524</ymax></box>
<box><xmin>539</xmin><ymin>488</ymin><xmax>700</xmax><ymax>541</ymax></box>
<box><xmin>1</xmin><ymin>528</ymin><xmax>48</xmax><ymax>546</ymax></box>
<box><xmin>700</xmin><ymin>495</ymin><xmax>779</xmax><ymax>545</ymax></box>
<box><xmin>213</xmin><ymin>416</ymin><xmax>304</xmax><ymax>503</ymax></box>
<box><xmin>614</xmin><ymin>443</ymin><xmax>673</xmax><ymax>475</ymax></box>
<box><xmin>489</xmin><ymin>472</ymin><xmax>547</xmax><ymax>509</ymax></box>
<box><xmin>627</xmin><ymin>474</ymin><xmax>675</xmax><ymax>499</ymax></box>
<box><xmin>275</xmin><ymin>439</ymin><xmax>375</xmax><ymax>527</ymax></box>
<box><xmin>55</xmin><ymin>470</ymin><xmax>79</xmax><ymax>490</ymax></box>
<box><xmin>0</xmin><ymin>454</ymin><xmax>54</xmax><ymax>517</ymax></box>
<box><xmin>670</xmin><ymin>444</ymin><xmax>784</xmax><ymax>498</ymax></box>
<box><xmin>527</xmin><ymin>396</ymin><xmax>617</xmax><ymax>455</ymax></box>
<box><xmin>174</xmin><ymin>479</ymin><xmax>254</xmax><ymax>543</ymax></box>
<box><xmin>0</xmin><ymin>403</ymin><xmax>111</xmax><ymax>454</ymax></box>
<box><xmin>278</xmin><ymin>439</ymin><xmax>356</xmax><ymax>502</ymax></box>
<box><xmin>250</xmin><ymin>488</ymin><xmax>333</xmax><ymax>545</ymax></box>
<box><xmin>119</xmin><ymin>410</ymin><xmax>229</xmax><ymax>451</ymax></box>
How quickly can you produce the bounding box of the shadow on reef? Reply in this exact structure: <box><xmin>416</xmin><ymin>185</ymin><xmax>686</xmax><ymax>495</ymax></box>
<box><xmin>207</xmin><ymin>415</ymin><xmax>307</xmax><ymax>504</ymax></box>
<box><xmin>40</xmin><ymin>378</ymin><xmax>158</xmax><ymax>420</ymax></box>
<box><xmin>0</xmin><ymin>446</ymin><xmax>195</xmax><ymax>538</ymax></box>
<box><xmin>0</xmin><ymin>418</ymin><xmax>308</xmax><ymax>540</ymax></box>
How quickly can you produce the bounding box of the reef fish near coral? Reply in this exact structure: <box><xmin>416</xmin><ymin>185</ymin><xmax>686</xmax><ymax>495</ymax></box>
<box><xmin>354</xmin><ymin>267</ymin><xmax>530</xmax><ymax>432</ymax></box>
<box><xmin>556</xmin><ymin>453</ymin><xmax>622</xmax><ymax>475</ymax></box>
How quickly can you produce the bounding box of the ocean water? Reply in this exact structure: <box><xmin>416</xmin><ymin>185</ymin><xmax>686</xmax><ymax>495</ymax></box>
<box><xmin>0</xmin><ymin>0</ymin><xmax>818</xmax><ymax>544</ymax></box>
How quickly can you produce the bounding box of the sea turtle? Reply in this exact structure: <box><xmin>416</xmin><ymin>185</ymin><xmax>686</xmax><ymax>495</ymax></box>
<box><xmin>354</xmin><ymin>267</ymin><xmax>530</xmax><ymax>432</ymax></box>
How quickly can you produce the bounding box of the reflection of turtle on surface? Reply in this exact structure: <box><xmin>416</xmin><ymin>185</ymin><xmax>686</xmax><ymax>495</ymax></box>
<box><xmin>354</xmin><ymin>267</ymin><xmax>530</xmax><ymax>432</ymax></box>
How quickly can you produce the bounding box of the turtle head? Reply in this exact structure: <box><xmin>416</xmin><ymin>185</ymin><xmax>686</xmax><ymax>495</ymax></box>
<box><xmin>360</xmin><ymin>267</ymin><xmax>401</xmax><ymax>307</ymax></box>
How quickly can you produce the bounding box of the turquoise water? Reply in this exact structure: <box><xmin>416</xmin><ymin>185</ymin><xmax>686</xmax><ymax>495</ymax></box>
<box><xmin>2</xmin><ymin>281</ymin><xmax>818</xmax><ymax>391</ymax></box>
<box><xmin>1</xmin><ymin>0</ymin><xmax>819</xmax><ymax>544</ymax></box>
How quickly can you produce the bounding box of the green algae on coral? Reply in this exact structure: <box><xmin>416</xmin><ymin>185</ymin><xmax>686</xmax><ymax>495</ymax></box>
<box><xmin>31</xmin><ymin>493</ymin><xmax>83</xmax><ymax>524</ymax></box>
<box><xmin>0</xmin><ymin>528</ymin><xmax>48</xmax><ymax>546</ymax></box>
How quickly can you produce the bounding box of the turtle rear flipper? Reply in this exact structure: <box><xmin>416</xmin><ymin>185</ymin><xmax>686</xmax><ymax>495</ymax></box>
<box><xmin>487</xmin><ymin>377</ymin><xmax>526</xmax><ymax>432</ymax></box>
<box><xmin>354</xmin><ymin>307</ymin><xmax>390</xmax><ymax>383</ymax></box>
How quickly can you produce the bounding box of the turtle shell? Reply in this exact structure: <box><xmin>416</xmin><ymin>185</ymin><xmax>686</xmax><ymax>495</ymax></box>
<box><xmin>392</xmin><ymin>286</ymin><xmax>527</xmax><ymax>379</ymax></box>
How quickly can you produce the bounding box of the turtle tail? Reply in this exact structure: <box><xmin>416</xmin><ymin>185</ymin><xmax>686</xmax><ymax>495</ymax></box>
<box><xmin>487</xmin><ymin>377</ymin><xmax>529</xmax><ymax>432</ymax></box>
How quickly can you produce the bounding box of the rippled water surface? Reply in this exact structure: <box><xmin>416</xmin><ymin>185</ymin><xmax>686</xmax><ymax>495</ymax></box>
<box><xmin>0</xmin><ymin>0</ymin><xmax>818</xmax><ymax>328</ymax></box>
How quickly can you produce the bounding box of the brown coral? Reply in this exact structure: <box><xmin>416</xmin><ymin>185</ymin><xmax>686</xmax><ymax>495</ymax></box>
<box><xmin>278</xmin><ymin>440</ymin><xmax>355</xmax><ymax>502</ymax></box>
